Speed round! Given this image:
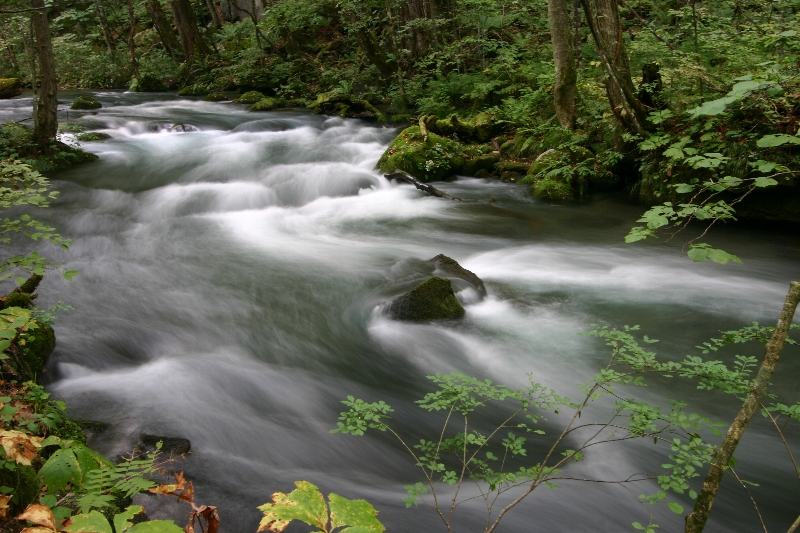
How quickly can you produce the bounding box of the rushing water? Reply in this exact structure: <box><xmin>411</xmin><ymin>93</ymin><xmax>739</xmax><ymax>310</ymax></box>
<box><xmin>3</xmin><ymin>92</ymin><xmax>799</xmax><ymax>532</ymax></box>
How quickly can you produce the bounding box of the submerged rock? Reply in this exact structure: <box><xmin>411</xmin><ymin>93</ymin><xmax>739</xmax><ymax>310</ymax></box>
<box><xmin>377</xmin><ymin>125</ymin><xmax>466</xmax><ymax>182</ymax></box>
<box><xmin>77</xmin><ymin>132</ymin><xmax>112</xmax><ymax>142</ymax></box>
<box><xmin>389</xmin><ymin>277</ymin><xmax>465</xmax><ymax>321</ymax></box>
<box><xmin>0</xmin><ymin>78</ymin><xmax>22</xmax><ymax>99</ymax></box>
<box><xmin>71</xmin><ymin>95</ymin><xmax>102</xmax><ymax>110</ymax></box>
<box><xmin>139</xmin><ymin>434</ymin><xmax>191</xmax><ymax>455</ymax></box>
<box><xmin>427</xmin><ymin>254</ymin><xmax>486</xmax><ymax>299</ymax></box>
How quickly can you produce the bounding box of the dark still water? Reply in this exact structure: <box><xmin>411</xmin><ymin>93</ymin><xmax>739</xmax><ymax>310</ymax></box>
<box><xmin>3</xmin><ymin>92</ymin><xmax>799</xmax><ymax>532</ymax></box>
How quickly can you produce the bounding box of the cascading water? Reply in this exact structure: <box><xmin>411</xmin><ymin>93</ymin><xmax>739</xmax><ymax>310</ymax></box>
<box><xmin>3</xmin><ymin>92</ymin><xmax>798</xmax><ymax>532</ymax></box>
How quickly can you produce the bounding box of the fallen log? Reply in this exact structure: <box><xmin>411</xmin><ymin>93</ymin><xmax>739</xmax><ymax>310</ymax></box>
<box><xmin>384</xmin><ymin>170</ymin><xmax>471</xmax><ymax>202</ymax></box>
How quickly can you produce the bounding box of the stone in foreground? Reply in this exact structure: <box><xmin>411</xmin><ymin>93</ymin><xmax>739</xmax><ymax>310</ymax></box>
<box><xmin>389</xmin><ymin>277</ymin><xmax>465</xmax><ymax>321</ymax></box>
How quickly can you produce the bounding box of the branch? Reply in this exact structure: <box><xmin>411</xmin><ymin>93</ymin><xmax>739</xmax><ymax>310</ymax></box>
<box><xmin>617</xmin><ymin>0</ymin><xmax>677</xmax><ymax>50</ymax></box>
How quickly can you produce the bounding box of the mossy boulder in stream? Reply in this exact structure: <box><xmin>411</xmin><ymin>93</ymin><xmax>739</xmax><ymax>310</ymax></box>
<box><xmin>377</xmin><ymin>126</ymin><xmax>466</xmax><ymax>182</ymax></box>
<box><xmin>71</xmin><ymin>95</ymin><xmax>102</xmax><ymax>110</ymax></box>
<box><xmin>309</xmin><ymin>93</ymin><xmax>386</xmax><ymax>123</ymax></box>
<box><xmin>0</xmin><ymin>78</ymin><xmax>23</xmax><ymax>99</ymax></box>
<box><xmin>388</xmin><ymin>277</ymin><xmax>465</xmax><ymax>321</ymax></box>
<box><xmin>177</xmin><ymin>84</ymin><xmax>209</xmax><ymax>97</ymax></box>
<box><xmin>250</xmin><ymin>97</ymin><xmax>286</xmax><ymax>111</ymax></box>
<box><xmin>205</xmin><ymin>92</ymin><xmax>229</xmax><ymax>102</ymax></box>
<box><xmin>233</xmin><ymin>91</ymin><xmax>266</xmax><ymax>104</ymax></box>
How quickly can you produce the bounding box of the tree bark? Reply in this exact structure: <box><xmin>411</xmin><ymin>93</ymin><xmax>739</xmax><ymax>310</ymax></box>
<box><xmin>170</xmin><ymin>0</ymin><xmax>213</xmax><ymax>65</ymax></box>
<box><xmin>580</xmin><ymin>0</ymin><xmax>648</xmax><ymax>134</ymax></box>
<box><xmin>94</xmin><ymin>0</ymin><xmax>115</xmax><ymax>57</ymax></box>
<box><xmin>126</xmin><ymin>0</ymin><xmax>139</xmax><ymax>79</ymax></box>
<box><xmin>685</xmin><ymin>281</ymin><xmax>800</xmax><ymax>533</ymax></box>
<box><xmin>205</xmin><ymin>0</ymin><xmax>222</xmax><ymax>28</ymax></box>
<box><xmin>30</xmin><ymin>0</ymin><xmax>57</xmax><ymax>151</ymax></box>
<box><xmin>548</xmin><ymin>0</ymin><xmax>578</xmax><ymax>129</ymax></box>
<box><xmin>573</xmin><ymin>0</ymin><xmax>582</xmax><ymax>68</ymax></box>
<box><xmin>146</xmin><ymin>0</ymin><xmax>183</xmax><ymax>62</ymax></box>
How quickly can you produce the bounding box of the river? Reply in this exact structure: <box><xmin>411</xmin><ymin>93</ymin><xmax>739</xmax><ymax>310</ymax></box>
<box><xmin>3</xmin><ymin>92</ymin><xmax>799</xmax><ymax>532</ymax></box>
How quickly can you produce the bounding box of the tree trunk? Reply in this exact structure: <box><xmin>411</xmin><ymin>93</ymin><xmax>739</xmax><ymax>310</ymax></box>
<box><xmin>205</xmin><ymin>0</ymin><xmax>222</xmax><ymax>28</ymax></box>
<box><xmin>170</xmin><ymin>0</ymin><xmax>213</xmax><ymax>65</ymax></box>
<box><xmin>685</xmin><ymin>281</ymin><xmax>800</xmax><ymax>533</ymax></box>
<box><xmin>126</xmin><ymin>0</ymin><xmax>139</xmax><ymax>79</ymax></box>
<box><xmin>146</xmin><ymin>0</ymin><xmax>183</xmax><ymax>62</ymax></box>
<box><xmin>94</xmin><ymin>0</ymin><xmax>115</xmax><ymax>57</ymax></box>
<box><xmin>548</xmin><ymin>0</ymin><xmax>577</xmax><ymax>129</ymax></box>
<box><xmin>31</xmin><ymin>0</ymin><xmax>57</xmax><ymax>151</ymax></box>
<box><xmin>580</xmin><ymin>0</ymin><xmax>648</xmax><ymax>135</ymax></box>
<box><xmin>573</xmin><ymin>0</ymin><xmax>582</xmax><ymax>67</ymax></box>
<box><xmin>220</xmin><ymin>0</ymin><xmax>263</xmax><ymax>22</ymax></box>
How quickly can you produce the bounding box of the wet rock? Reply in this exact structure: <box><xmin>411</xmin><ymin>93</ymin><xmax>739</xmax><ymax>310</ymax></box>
<box><xmin>420</xmin><ymin>112</ymin><xmax>505</xmax><ymax>143</ymax></box>
<box><xmin>139</xmin><ymin>434</ymin><xmax>191</xmax><ymax>455</ymax></box>
<box><xmin>233</xmin><ymin>91</ymin><xmax>266</xmax><ymax>104</ymax></box>
<box><xmin>426</xmin><ymin>254</ymin><xmax>486</xmax><ymax>299</ymax></box>
<box><xmin>389</xmin><ymin>277</ymin><xmax>465</xmax><ymax>321</ymax></box>
<box><xmin>76</xmin><ymin>132</ymin><xmax>112</xmax><ymax>142</ymax></box>
<box><xmin>500</xmin><ymin>171</ymin><xmax>522</xmax><ymax>182</ymax></box>
<box><xmin>377</xmin><ymin>125</ymin><xmax>466</xmax><ymax>182</ymax></box>
<box><xmin>71</xmin><ymin>95</ymin><xmax>102</xmax><ymax>110</ymax></box>
<box><xmin>308</xmin><ymin>93</ymin><xmax>386</xmax><ymax>123</ymax></box>
<box><xmin>204</xmin><ymin>92</ymin><xmax>228</xmax><ymax>102</ymax></box>
<box><xmin>0</xmin><ymin>78</ymin><xmax>23</xmax><ymax>99</ymax></box>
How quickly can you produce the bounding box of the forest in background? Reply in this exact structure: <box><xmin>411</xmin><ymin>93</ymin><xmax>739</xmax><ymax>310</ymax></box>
<box><xmin>0</xmin><ymin>0</ymin><xmax>798</xmax><ymax>227</ymax></box>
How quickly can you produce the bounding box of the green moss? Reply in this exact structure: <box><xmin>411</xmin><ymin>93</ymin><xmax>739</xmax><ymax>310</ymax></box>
<box><xmin>177</xmin><ymin>84</ymin><xmax>209</xmax><ymax>97</ymax></box>
<box><xmin>0</xmin><ymin>464</ymin><xmax>40</xmax><ymax>511</ymax></box>
<box><xmin>389</xmin><ymin>277</ymin><xmax>465</xmax><ymax>321</ymax></box>
<box><xmin>17</xmin><ymin>323</ymin><xmax>56</xmax><ymax>378</ymax></box>
<box><xmin>309</xmin><ymin>93</ymin><xmax>386</xmax><ymax>123</ymax></box>
<box><xmin>232</xmin><ymin>91</ymin><xmax>267</xmax><ymax>104</ymax></box>
<box><xmin>249</xmin><ymin>97</ymin><xmax>286</xmax><ymax>111</ymax></box>
<box><xmin>0</xmin><ymin>78</ymin><xmax>23</xmax><ymax>99</ymax></box>
<box><xmin>76</xmin><ymin>132</ymin><xmax>111</xmax><ymax>142</ymax></box>
<box><xmin>204</xmin><ymin>92</ymin><xmax>229</xmax><ymax>102</ymax></box>
<box><xmin>71</xmin><ymin>96</ymin><xmax>102</xmax><ymax>110</ymax></box>
<box><xmin>495</xmin><ymin>160</ymin><xmax>530</xmax><ymax>174</ymax></box>
<box><xmin>3</xmin><ymin>292</ymin><xmax>32</xmax><ymax>309</ymax></box>
<box><xmin>531</xmin><ymin>177</ymin><xmax>573</xmax><ymax>200</ymax></box>
<box><xmin>462</xmin><ymin>153</ymin><xmax>500</xmax><ymax>176</ymax></box>
<box><xmin>377</xmin><ymin>126</ymin><xmax>466</xmax><ymax>182</ymax></box>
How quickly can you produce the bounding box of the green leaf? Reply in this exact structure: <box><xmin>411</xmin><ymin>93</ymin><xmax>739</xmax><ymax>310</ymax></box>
<box><xmin>63</xmin><ymin>270</ymin><xmax>79</xmax><ymax>281</ymax></box>
<box><xmin>257</xmin><ymin>480</ymin><xmax>328</xmax><ymax>532</ymax></box>
<box><xmin>753</xmin><ymin>177</ymin><xmax>778</xmax><ymax>188</ymax></box>
<box><xmin>114</xmin><ymin>505</ymin><xmax>145</xmax><ymax>533</ymax></box>
<box><xmin>39</xmin><ymin>449</ymin><xmax>82</xmax><ymax>493</ymax></box>
<box><xmin>757</xmin><ymin>134</ymin><xmax>800</xmax><ymax>148</ymax></box>
<box><xmin>668</xmin><ymin>502</ymin><xmax>685</xmax><ymax>514</ymax></box>
<box><xmin>674</xmin><ymin>184</ymin><xmax>694</xmax><ymax>194</ymax></box>
<box><xmin>329</xmin><ymin>493</ymin><xmax>385</xmax><ymax>533</ymax></box>
<box><xmin>63</xmin><ymin>510</ymin><xmax>113</xmax><ymax>533</ymax></box>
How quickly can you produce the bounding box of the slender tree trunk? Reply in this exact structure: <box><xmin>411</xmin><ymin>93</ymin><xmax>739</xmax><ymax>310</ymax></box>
<box><xmin>146</xmin><ymin>0</ymin><xmax>182</xmax><ymax>62</ymax></box>
<box><xmin>95</xmin><ymin>0</ymin><xmax>115</xmax><ymax>57</ymax></box>
<box><xmin>23</xmin><ymin>23</ymin><xmax>37</xmax><ymax>130</ymax></box>
<box><xmin>170</xmin><ymin>0</ymin><xmax>213</xmax><ymax>65</ymax></box>
<box><xmin>580</xmin><ymin>0</ymin><xmax>648</xmax><ymax>134</ymax></box>
<box><xmin>548</xmin><ymin>0</ymin><xmax>578</xmax><ymax>129</ymax></box>
<box><xmin>685</xmin><ymin>281</ymin><xmax>800</xmax><ymax>533</ymax></box>
<box><xmin>205</xmin><ymin>0</ymin><xmax>222</xmax><ymax>28</ymax></box>
<box><xmin>126</xmin><ymin>0</ymin><xmax>139</xmax><ymax>79</ymax></box>
<box><xmin>31</xmin><ymin>0</ymin><xmax>57</xmax><ymax>151</ymax></box>
<box><xmin>573</xmin><ymin>0</ymin><xmax>582</xmax><ymax>67</ymax></box>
